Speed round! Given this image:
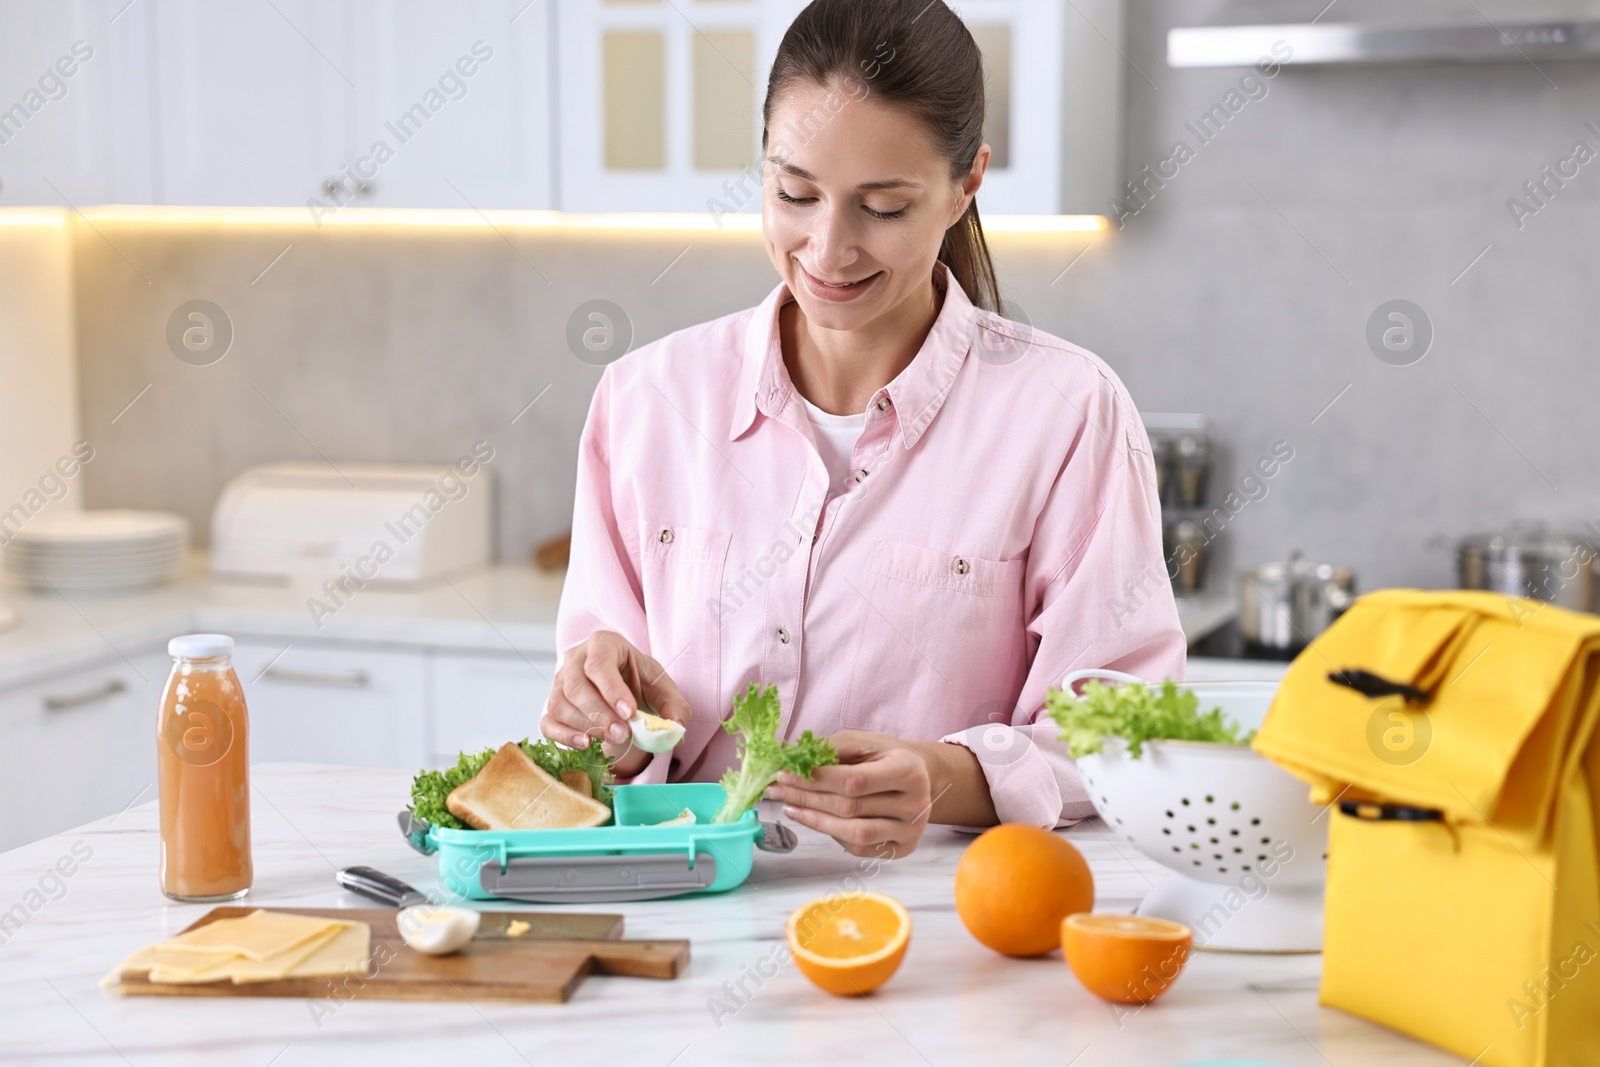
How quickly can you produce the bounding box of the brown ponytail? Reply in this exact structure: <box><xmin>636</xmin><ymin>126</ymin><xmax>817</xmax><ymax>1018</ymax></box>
<box><xmin>762</xmin><ymin>0</ymin><xmax>1003</xmax><ymax>314</ymax></box>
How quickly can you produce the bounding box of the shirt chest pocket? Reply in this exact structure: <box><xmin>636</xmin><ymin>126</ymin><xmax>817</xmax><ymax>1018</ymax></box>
<box><xmin>639</xmin><ymin>523</ymin><xmax>731</xmax><ymax>729</ymax></box>
<box><xmin>838</xmin><ymin>539</ymin><xmax>1029</xmax><ymax>737</ymax></box>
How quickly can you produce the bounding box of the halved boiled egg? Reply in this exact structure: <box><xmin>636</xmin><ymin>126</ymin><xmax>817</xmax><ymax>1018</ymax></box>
<box><xmin>398</xmin><ymin>905</ymin><xmax>481</xmax><ymax>956</ymax></box>
<box><xmin>650</xmin><ymin>808</ymin><xmax>697</xmax><ymax>827</ymax></box>
<box><xmin>629</xmin><ymin>709</ymin><xmax>686</xmax><ymax>753</ymax></box>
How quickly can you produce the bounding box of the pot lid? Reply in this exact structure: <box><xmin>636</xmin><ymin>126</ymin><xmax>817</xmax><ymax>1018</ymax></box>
<box><xmin>1459</xmin><ymin>521</ymin><xmax>1596</xmax><ymax>559</ymax></box>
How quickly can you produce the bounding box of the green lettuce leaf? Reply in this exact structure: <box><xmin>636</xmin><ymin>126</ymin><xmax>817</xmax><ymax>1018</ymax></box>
<box><xmin>1044</xmin><ymin>678</ymin><xmax>1252</xmax><ymax>760</ymax></box>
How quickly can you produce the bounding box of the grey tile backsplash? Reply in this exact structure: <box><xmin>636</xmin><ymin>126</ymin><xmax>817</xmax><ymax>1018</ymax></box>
<box><xmin>70</xmin><ymin>2</ymin><xmax>1600</xmax><ymax>591</ymax></box>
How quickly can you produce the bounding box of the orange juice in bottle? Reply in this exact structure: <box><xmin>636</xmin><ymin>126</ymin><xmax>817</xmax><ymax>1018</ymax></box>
<box><xmin>158</xmin><ymin>634</ymin><xmax>252</xmax><ymax>901</ymax></box>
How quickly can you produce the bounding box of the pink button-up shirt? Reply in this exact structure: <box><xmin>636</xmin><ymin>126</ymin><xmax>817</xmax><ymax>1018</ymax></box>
<box><xmin>554</xmin><ymin>261</ymin><xmax>1185</xmax><ymax>827</ymax></box>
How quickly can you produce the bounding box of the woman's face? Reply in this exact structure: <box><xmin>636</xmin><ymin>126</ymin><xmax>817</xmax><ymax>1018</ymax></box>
<box><xmin>762</xmin><ymin>78</ymin><xmax>988</xmax><ymax>332</ymax></box>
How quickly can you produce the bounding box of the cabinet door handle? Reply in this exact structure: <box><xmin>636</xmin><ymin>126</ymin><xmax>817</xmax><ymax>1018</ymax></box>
<box><xmin>43</xmin><ymin>678</ymin><xmax>128</xmax><ymax>711</ymax></box>
<box><xmin>260</xmin><ymin>665</ymin><xmax>371</xmax><ymax>688</ymax></box>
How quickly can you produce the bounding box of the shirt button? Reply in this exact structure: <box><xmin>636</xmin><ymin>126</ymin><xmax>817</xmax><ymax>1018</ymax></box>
<box><xmin>876</xmin><ymin>396</ymin><xmax>891</xmax><ymax>411</ymax></box>
<box><xmin>658</xmin><ymin>528</ymin><xmax>673</xmax><ymax>544</ymax></box>
<box><xmin>953</xmin><ymin>557</ymin><xmax>970</xmax><ymax>575</ymax></box>
<box><xmin>777</xmin><ymin>627</ymin><xmax>791</xmax><ymax>644</ymax></box>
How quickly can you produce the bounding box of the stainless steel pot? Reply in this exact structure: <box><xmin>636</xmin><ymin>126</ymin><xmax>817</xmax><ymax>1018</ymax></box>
<box><xmin>1456</xmin><ymin>522</ymin><xmax>1596</xmax><ymax>612</ymax></box>
<box><xmin>1238</xmin><ymin>552</ymin><xmax>1356</xmax><ymax>651</ymax></box>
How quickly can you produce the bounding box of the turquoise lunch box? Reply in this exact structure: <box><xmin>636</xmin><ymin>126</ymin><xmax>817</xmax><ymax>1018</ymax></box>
<box><xmin>398</xmin><ymin>782</ymin><xmax>794</xmax><ymax>903</ymax></box>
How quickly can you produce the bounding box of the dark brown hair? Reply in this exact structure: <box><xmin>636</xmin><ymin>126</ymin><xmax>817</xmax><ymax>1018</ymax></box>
<box><xmin>762</xmin><ymin>0</ymin><xmax>1003</xmax><ymax>313</ymax></box>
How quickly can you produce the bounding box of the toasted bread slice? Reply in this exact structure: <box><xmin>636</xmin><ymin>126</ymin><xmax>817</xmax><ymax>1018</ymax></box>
<box><xmin>558</xmin><ymin>769</ymin><xmax>593</xmax><ymax>798</ymax></box>
<box><xmin>446</xmin><ymin>742</ymin><xmax>610</xmax><ymax>830</ymax></box>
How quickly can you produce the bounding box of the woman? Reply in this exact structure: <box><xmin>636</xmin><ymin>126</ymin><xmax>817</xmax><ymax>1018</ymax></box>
<box><xmin>544</xmin><ymin>0</ymin><xmax>1183</xmax><ymax>858</ymax></box>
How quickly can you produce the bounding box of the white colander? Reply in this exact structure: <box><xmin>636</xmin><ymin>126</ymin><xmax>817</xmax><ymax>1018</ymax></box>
<box><xmin>1064</xmin><ymin>669</ymin><xmax>1328</xmax><ymax>953</ymax></box>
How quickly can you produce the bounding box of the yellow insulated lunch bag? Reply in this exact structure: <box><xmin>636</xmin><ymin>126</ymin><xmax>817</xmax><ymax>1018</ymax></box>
<box><xmin>1253</xmin><ymin>589</ymin><xmax>1600</xmax><ymax>1067</ymax></box>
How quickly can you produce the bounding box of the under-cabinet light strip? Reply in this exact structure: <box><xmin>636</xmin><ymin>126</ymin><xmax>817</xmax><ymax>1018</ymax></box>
<box><xmin>0</xmin><ymin>206</ymin><xmax>1106</xmax><ymax>234</ymax></box>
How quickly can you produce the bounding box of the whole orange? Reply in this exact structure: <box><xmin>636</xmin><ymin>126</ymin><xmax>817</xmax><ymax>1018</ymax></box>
<box><xmin>1060</xmin><ymin>913</ymin><xmax>1192</xmax><ymax>1004</ymax></box>
<box><xmin>955</xmin><ymin>824</ymin><xmax>1094</xmax><ymax>957</ymax></box>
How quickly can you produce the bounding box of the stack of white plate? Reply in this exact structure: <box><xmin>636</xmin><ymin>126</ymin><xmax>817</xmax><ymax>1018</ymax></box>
<box><xmin>2</xmin><ymin>511</ymin><xmax>189</xmax><ymax>591</ymax></box>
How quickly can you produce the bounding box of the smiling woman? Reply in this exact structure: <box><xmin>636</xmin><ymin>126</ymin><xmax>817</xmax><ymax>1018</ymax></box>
<box><xmin>546</xmin><ymin>0</ymin><xmax>1184</xmax><ymax>860</ymax></box>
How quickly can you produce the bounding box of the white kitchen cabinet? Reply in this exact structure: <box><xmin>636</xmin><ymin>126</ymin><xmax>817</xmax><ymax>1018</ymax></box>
<box><xmin>555</xmin><ymin>0</ymin><xmax>1122</xmax><ymax>216</ymax></box>
<box><xmin>0</xmin><ymin>1</ymin><xmax>1119</xmax><ymax>213</ymax></box>
<box><xmin>554</xmin><ymin>0</ymin><xmax>806</xmax><ymax>214</ymax></box>
<box><xmin>428</xmin><ymin>649</ymin><xmax>556</xmax><ymax>766</ymax></box>
<box><xmin>348</xmin><ymin>0</ymin><xmax>555</xmax><ymax>211</ymax></box>
<box><xmin>229</xmin><ymin>640</ymin><xmax>428</xmax><ymax>770</ymax></box>
<box><xmin>149</xmin><ymin>0</ymin><xmax>356</xmax><ymax>208</ymax></box>
<box><xmin>0</xmin><ymin>649</ymin><xmax>169</xmax><ymax>853</ymax></box>
<box><xmin>0</xmin><ymin>0</ymin><xmax>156</xmax><ymax>207</ymax></box>
<box><xmin>953</xmin><ymin>0</ymin><xmax>1125</xmax><ymax>215</ymax></box>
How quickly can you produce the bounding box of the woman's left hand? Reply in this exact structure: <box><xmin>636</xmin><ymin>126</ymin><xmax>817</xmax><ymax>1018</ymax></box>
<box><xmin>765</xmin><ymin>731</ymin><xmax>934</xmax><ymax>859</ymax></box>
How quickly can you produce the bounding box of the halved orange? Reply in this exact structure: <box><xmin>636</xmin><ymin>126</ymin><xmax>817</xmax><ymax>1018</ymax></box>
<box><xmin>1060</xmin><ymin>913</ymin><xmax>1192</xmax><ymax>1005</ymax></box>
<box><xmin>786</xmin><ymin>892</ymin><xmax>911</xmax><ymax>996</ymax></box>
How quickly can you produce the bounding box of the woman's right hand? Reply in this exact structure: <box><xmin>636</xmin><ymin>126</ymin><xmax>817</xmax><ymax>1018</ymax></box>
<box><xmin>540</xmin><ymin>630</ymin><xmax>693</xmax><ymax>778</ymax></box>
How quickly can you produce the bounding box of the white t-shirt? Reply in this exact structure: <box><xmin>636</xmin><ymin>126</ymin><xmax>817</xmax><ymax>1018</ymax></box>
<box><xmin>799</xmin><ymin>393</ymin><xmax>867</xmax><ymax>495</ymax></box>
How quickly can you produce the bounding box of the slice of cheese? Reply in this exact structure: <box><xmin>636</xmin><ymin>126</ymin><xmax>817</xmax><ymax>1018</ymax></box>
<box><xmin>108</xmin><ymin>945</ymin><xmax>240</xmax><ymax>983</ymax></box>
<box><xmin>159</xmin><ymin>910</ymin><xmax>347</xmax><ymax>960</ymax></box>
<box><xmin>196</xmin><ymin>924</ymin><xmax>347</xmax><ymax>984</ymax></box>
<box><xmin>104</xmin><ymin>911</ymin><xmax>372</xmax><ymax>988</ymax></box>
<box><xmin>283</xmin><ymin>921</ymin><xmax>372</xmax><ymax>980</ymax></box>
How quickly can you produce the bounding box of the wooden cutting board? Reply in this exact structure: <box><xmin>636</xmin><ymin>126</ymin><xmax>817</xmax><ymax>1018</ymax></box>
<box><xmin>111</xmin><ymin>907</ymin><xmax>689</xmax><ymax>1004</ymax></box>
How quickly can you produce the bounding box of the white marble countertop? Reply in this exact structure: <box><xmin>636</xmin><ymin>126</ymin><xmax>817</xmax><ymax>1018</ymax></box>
<box><xmin>0</xmin><ymin>763</ymin><xmax>1466</xmax><ymax>1067</ymax></box>
<box><xmin>0</xmin><ymin>555</ymin><xmax>569</xmax><ymax>690</ymax></box>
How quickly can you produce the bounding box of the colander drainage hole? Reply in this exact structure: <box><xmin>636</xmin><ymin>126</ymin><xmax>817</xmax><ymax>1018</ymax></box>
<box><xmin>1260</xmin><ymin>837</ymin><xmax>1270</xmax><ymax>845</ymax></box>
<box><xmin>1165</xmin><ymin>810</ymin><xmax>1174</xmax><ymax>818</ymax></box>
<box><xmin>1181</xmin><ymin>798</ymin><xmax>1191</xmax><ymax>806</ymax></box>
<box><xmin>1209</xmin><ymin>837</ymin><xmax>1219</xmax><ymax>845</ymax></box>
<box><xmin>1230</xmin><ymin>802</ymin><xmax>1241</xmax><ymax>811</ymax></box>
<box><xmin>1171</xmin><ymin>846</ymin><xmax>1180</xmax><ymax>853</ymax></box>
<box><xmin>1161</xmin><ymin>828</ymin><xmax>1171</xmax><ymax>835</ymax></box>
<box><xmin>1250</xmin><ymin>817</ymin><xmax>1261</xmax><ymax>825</ymax></box>
<box><xmin>1256</xmin><ymin>854</ymin><xmax>1267</xmax><ymax>862</ymax></box>
<box><xmin>1204</xmin><ymin>795</ymin><xmax>1214</xmax><ymax>803</ymax></box>
<box><xmin>1187</xmin><ymin>825</ymin><xmax>1196</xmax><ymax>832</ymax></box>
<box><xmin>1205</xmin><ymin>817</ymin><xmax>1216</xmax><ymax>825</ymax></box>
<box><xmin>1229</xmin><ymin>829</ymin><xmax>1239</xmax><ymax>837</ymax></box>
<box><xmin>1192</xmin><ymin>860</ymin><xmax>1201</xmax><ymax>867</ymax></box>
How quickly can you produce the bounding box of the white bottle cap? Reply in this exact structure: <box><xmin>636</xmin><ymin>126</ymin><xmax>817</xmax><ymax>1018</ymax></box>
<box><xmin>168</xmin><ymin>634</ymin><xmax>235</xmax><ymax>660</ymax></box>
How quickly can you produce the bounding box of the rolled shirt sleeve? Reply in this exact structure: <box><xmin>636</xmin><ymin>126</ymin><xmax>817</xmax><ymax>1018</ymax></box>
<box><xmin>939</xmin><ymin>367</ymin><xmax>1186</xmax><ymax>828</ymax></box>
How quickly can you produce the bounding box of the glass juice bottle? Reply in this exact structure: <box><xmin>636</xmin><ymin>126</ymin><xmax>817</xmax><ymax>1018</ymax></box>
<box><xmin>158</xmin><ymin>634</ymin><xmax>252</xmax><ymax>901</ymax></box>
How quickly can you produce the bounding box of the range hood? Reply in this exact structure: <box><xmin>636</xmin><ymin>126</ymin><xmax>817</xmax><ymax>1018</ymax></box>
<box><xmin>1169</xmin><ymin>17</ymin><xmax>1600</xmax><ymax>67</ymax></box>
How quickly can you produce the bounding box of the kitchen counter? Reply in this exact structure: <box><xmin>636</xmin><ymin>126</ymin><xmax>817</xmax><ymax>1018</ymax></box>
<box><xmin>0</xmin><ymin>555</ymin><xmax>569</xmax><ymax>690</ymax></box>
<box><xmin>0</xmin><ymin>763</ymin><xmax>1465</xmax><ymax>1067</ymax></box>
<box><xmin>0</xmin><ymin>555</ymin><xmax>1237</xmax><ymax>692</ymax></box>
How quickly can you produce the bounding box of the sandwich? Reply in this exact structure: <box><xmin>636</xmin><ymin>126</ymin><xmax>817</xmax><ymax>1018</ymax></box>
<box><xmin>445</xmin><ymin>742</ymin><xmax>610</xmax><ymax>830</ymax></box>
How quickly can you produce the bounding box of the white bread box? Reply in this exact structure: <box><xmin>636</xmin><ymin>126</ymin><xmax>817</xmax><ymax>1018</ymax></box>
<box><xmin>211</xmin><ymin>462</ymin><xmax>491</xmax><ymax>585</ymax></box>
